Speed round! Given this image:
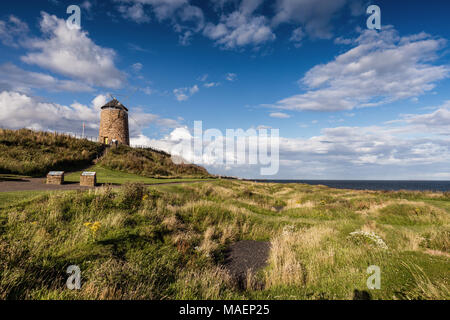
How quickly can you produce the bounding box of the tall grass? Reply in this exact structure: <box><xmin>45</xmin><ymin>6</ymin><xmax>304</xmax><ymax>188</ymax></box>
<box><xmin>0</xmin><ymin>129</ymin><xmax>211</xmax><ymax>178</ymax></box>
<box><xmin>0</xmin><ymin>180</ymin><xmax>448</xmax><ymax>300</ymax></box>
<box><xmin>0</xmin><ymin>129</ymin><xmax>103</xmax><ymax>176</ymax></box>
<box><xmin>98</xmin><ymin>145</ymin><xmax>210</xmax><ymax>178</ymax></box>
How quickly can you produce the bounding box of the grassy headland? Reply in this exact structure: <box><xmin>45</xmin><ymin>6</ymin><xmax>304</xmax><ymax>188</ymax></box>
<box><xmin>0</xmin><ymin>129</ymin><xmax>103</xmax><ymax>176</ymax></box>
<box><xmin>0</xmin><ymin>181</ymin><xmax>448</xmax><ymax>300</ymax></box>
<box><xmin>0</xmin><ymin>129</ymin><xmax>211</xmax><ymax>179</ymax></box>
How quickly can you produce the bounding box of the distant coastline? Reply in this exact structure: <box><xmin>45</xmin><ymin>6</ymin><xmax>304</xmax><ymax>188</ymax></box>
<box><xmin>249</xmin><ymin>180</ymin><xmax>450</xmax><ymax>192</ymax></box>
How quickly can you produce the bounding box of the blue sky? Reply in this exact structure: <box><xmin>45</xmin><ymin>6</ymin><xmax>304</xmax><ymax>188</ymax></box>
<box><xmin>0</xmin><ymin>0</ymin><xmax>449</xmax><ymax>179</ymax></box>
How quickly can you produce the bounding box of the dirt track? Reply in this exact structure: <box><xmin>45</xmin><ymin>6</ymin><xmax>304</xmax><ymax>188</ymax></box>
<box><xmin>0</xmin><ymin>177</ymin><xmax>93</xmax><ymax>193</ymax></box>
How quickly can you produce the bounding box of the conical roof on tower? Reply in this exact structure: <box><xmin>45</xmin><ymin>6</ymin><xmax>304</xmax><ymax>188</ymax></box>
<box><xmin>101</xmin><ymin>98</ymin><xmax>128</xmax><ymax>112</ymax></box>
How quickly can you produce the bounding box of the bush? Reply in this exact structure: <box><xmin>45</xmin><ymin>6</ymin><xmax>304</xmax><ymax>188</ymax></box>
<box><xmin>120</xmin><ymin>183</ymin><xmax>147</xmax><ymax>210</ymax></box>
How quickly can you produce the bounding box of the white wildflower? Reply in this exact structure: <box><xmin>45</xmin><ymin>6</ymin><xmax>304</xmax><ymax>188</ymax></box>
<box><xmin>348</xmin><ymin>230</ymin><xmax>388</xmax><ymax>249</ymax></box>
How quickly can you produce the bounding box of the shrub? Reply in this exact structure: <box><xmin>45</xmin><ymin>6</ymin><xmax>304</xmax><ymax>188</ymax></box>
<box><xmin>119</xmin><ymin>183</ymin><xmax>147</xmax><ymax>210</ymax></box>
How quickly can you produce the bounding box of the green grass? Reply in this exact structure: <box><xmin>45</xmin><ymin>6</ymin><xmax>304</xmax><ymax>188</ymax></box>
<box><xmin>65</xmin><ymin>165</ymin><xmax>213</xmax><ymax>185</ymax></box>
<box><xmin>0</xmin><ymin>129</ymin><xmax>103</xmax><ymax>176</ymax></box>
<box><xmin>0</xmin><ymin>190</ymin><xmax>52</xmax><ymax>209</ymax></box>
<box><xmin>0</xmin><ymin>181</ymin><xmax>448</xmax><ymax>300</ymax></box>
<box><xmin>98</xmin><ymin>144</ymin><xmax>211</xmax><ymax>178</ymax></box>
<box><xmin>0</xmin><ymin>129</ymin><xmax>212</xmax><ymax>179</ymax></box>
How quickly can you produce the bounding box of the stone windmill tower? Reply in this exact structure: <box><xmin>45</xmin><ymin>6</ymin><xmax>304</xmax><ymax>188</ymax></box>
<box><xmin>99</xmin><ymin>98</ymin><xmax>130</xmax><ymax>146</ymax></box>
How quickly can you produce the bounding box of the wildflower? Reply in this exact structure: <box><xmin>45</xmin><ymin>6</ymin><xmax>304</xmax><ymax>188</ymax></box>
<box><xmin>282</xmin><ymin>225</ymin><xmax>296</xmax><ymax>236</ymax></box>
<box><xmin>84</xmin><ymin>221</ymin><xmax>101</xmax><ymax>236</ymax></box>
<box><xmin>90</xmin><ymin>221</ymin><xmax>101</xmax><ymax>233</ymax></box>
<box><xmin>348</xmin><ymin>230</ymin><xmax>388</xmax><ymax>249</ymax></box>
<box><xmin>142</xmin><ymin>194</ymin><xmax>149</xmax><ymax>201</ymax></box>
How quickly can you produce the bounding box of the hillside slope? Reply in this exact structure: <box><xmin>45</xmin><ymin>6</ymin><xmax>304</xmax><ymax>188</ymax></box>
<box><xmin>98</xmin><ymin>145</ymin><xmax>210</xmax><ymax>178</ymax></box>
<box><xmin>0</xmin><ymin>129</ymin><xmax>103</xmax><ymax>176</ymax></box>
<box><xmin>0</xmin><ymin>129</ymin><xmax>210</xmax><ymax>178</ymax></box>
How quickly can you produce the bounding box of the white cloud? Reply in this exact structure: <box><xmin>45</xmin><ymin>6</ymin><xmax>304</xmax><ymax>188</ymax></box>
<box><xmin>132</xmin><ymin>62</ymin><xmax>143</xmax><ymax>72</ymax></box>
<box><xmin>0</xmin><ymin>91</ymin><xmax>101</xmax><ymax>135</ymax></box>
<box><xmin>173</xmin><ymin>84</ymin><xmax>199</xmax><ymax>101</ymax></box>
<box><xmin>0</xmin><ymin>15</ymin><xmax>29</xmax><ymax>47</ymax></box>
<box><xmin>0</xmin><ymin>90</ymin><xmax>182</xmax><ymax>139</ymax></box>
<box><xmin>116</xmin><ymin>0</ymin><xmax>204</xmax><ymax>33</ymax></box>
<box><xmin>178</xmin><ymin>30</ymin><xmax>193</xmax><ymax>46</ymax></box>
<box><xmin>390</xmin><ymin>101</ymin><xmax>450</xmax><ymax>135</ymax></box>
<box><xmin>272</xmin><ymin>0</ymin><xmax>353</xmax><ymax>39</ymax></box>
<box><xmin>204</xmin><ymin>82</ymin><xmax>221</xmax><ymax>88</ymax></box>
<box><xmin>225</xmin><ymin>73</ymin><xmax>237</xmax><ymax>81</ymax></box>
<box><xmin>141</xmin><ymin>86</ymin><xmax>154</xmax><ymax>95</ymax></box>
<box><xmin>289</xmin><ymin>27</ymin><xmax>305</xmax><ymax>47</ymax></box>
<box><xmin>21</xmin><ymin>12</ymin><xmax>125</xmax><ymax>89</ymax></box>
<box><xmin>0</xmin><ymin>63</ymin><xmax>94</xmax><ymax>93</ymax></box>
<box><xmin>118</xmin><ymin>3</ymin><xmax>151</xmax><ymax>23</ymax></box>
<box><xmin>273</xmin><ymin>27</ymin><xmax>449</xmax><ymax>111</ymax></box>
<box><xmin>203</xmin><ymin>10</ymin><xmax>275</xmax><ymax>49</ymax></box>
<box><xmin>129</xmin><ymin>104</ymin><xmax>450</xmax><ymax>179</ymax></box>
<box><xmin>81</xmin><ymin>1</ymin><xmax>93</xmax><ymax>11</ymax></box>
<box><xmin>270</xmin><ymin>112</ymin><xmax>290</xmax><ymax>119</ymax></box>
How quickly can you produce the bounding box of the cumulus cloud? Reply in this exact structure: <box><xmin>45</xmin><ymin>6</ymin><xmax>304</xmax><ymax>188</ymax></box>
<box><xmin>0</xmin><ymin>63</ymin><xmax>94</xmax><ymax>93</ymax></box>
<box><xmin>127</xmin><ymin>104</ymin><xmax>450</xmax><ymax>179</ymax></box>
<box><xmin>115</xmin><ymin>0</ymin><xmax>204</xmax><ymax>34</ymax></box>
<box><xmin>391</xmin><ymin>101</ymin><xmax>450</xmax><ymax>135</ymax></box>
<box><xmin>0</xmin><ymin>15</ymin><xmax>29</xmax><ymax>47</ymax></box>
<box><xmin>203</xmin><ymin>8</ymin><xmax>275</xmax><ymax>49</ymax></box>
<box><xmin>0</xmin><ymin>91</ymin><xmax>101</xmax><ymax>135</ymax></box>
<box><xmin>118</xmin><ymin>3</ymin><xmax>151</xmax><ymax>23</ymax></box>
<box><xmin>113</xmin><ymin>0</ymin><xmax>367</xmax><ymax>50</ymax></box>
<box><xmin>173</xmin><ymin>84</ymin><xmax>199</xmax><ymax>101</ymax></box>
<box><xmin>272</xmin><ymin>0</ymin><xmax>355</xmax><ymax>39</ymax></box>
<box><xmin>0</xmin><ymin>90</ymin><xmax>183</xmax><ymax>140</ymax></box>
<box><xmin>273</xmin><ymin>27</ymin><xmax>449</xmax><ymax>111</ymax></box>
<box><xmin>21</xmin><ymin>12</ymin><xmax>125</xmax><ymax>89</ymax></box>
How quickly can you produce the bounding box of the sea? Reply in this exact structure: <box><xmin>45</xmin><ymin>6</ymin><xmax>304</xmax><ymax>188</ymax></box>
<box><xmin>250</xmin><ymin>180</ymin><xmax>450</xmax><ymax>192</ymax></box>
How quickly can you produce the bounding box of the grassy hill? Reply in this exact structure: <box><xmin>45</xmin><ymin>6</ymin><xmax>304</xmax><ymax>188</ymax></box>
<box><xmin>0</xmin><ymin>181</ymin><xmax>448</xmax><ymax>299</ymax></box>
<box><xmin>0</xmin><ymin>129</ymin><xmax>210</xmax><ymax>179</ymax></box>
<box><xmin>97</xmin><ymin>145</ymin><xmax>210</xmax><ymax>178</ymax></box>
<box><xmin>0</xmin><ymin>129</ymin><xmax>103</xmax><ymax>177</ymax></box>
